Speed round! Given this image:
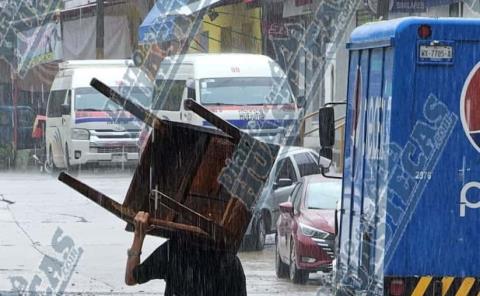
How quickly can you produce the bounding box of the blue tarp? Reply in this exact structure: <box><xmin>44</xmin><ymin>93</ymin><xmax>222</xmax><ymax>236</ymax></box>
<box><xmin>138</xmin><ymin>0</ymin><xmax>222</xmax><ymax>44</ymax></box>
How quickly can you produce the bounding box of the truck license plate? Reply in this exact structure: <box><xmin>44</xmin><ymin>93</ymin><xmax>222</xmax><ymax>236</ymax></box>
<box><xmin>419</xmin><ymin>45</ymin><xmax>453</xmax><ymax>60</ymax></box>
<box><xmin>112</xmin><ymin>153</ymin><xmax>127</xmax><ymax>162</ymax></box>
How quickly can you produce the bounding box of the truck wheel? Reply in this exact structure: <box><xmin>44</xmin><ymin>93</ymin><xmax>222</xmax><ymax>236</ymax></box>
<box><xmin>275</xmin><ymin>235</ymin><xmax>289</xmax><ymax>278</ymax></box>
<box><xmin>254</xmin><ymin>216</ymin><xmax>266</xmax><ymax>250</ymax></box>
<box><xmin>289</xmin><ymin>240</ymin><xmax>308</xmax><ymax>284</ymax></box>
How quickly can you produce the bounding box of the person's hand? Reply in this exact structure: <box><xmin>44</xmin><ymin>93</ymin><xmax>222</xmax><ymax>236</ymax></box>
<box><xmin>134</xmin><ymin>211</ymin><xmax>151</xmax><ymax>239</ymax></box>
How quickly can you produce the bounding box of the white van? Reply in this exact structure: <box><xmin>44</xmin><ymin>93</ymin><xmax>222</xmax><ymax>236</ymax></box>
<box><xmin>45</xmin><ymin>60</ymin><xmax>153</xmax><ymax>170</ymax></box>
<box><xmin>151</xmin><ymin>54</ymin><xmax>302</xmax><ymax>144</ymax></box>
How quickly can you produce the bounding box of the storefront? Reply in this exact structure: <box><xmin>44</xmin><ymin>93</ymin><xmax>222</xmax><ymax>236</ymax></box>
<box><xmin>262</xmin><ymin>0</ymin><xmax>323</xmax><ymax>112</ymax></box>
<box><xmin>192</xmin><ymin>1</ymin><xmax>262</xmax><ymax>54</ymax></box>
<box><xmin>138</xmin><ymin>0</ymin><xmax>262</xmax><ymax>55</ymax></box>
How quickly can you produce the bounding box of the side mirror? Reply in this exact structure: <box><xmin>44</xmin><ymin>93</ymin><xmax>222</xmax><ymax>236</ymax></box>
<box><xmin>318</xmin><ymin>106</ymin><xmax>335</xmax><ymax>162</ymax></box>
<box><xmin>274</xmin><ymin>178</ymin><xmax>293</xmax><ymax>189</ymax></box>
<box><xmin>319</xmin><ymin>155</ymin><xmax>332</xmax><ymax>170</ymax></box>
<box><xmin>61</xmin><ymin>104</ymin><xmax>70</xmax><ymax>115</ymax></box>
<box><xmin>296</xmin><ymin>95</ymin><xmax>306</xmax><ymax>108</ymax></box>
<box><xmin>279</xmin><ymin>201</ymin><xmax>294</xmax><ymax>216</ymax></box>
<box><xmin>186</xmin><ymin>79</ymin><xmax>196</xmax><ymax>100</ymax></box>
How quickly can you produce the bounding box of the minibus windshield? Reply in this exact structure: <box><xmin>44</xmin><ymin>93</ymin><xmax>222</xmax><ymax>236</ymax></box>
<box><xmin>199</xmin><ymin>77</ymin><xmax>294</xmax><ymax>105</ymax></box>
<box><xmin>75</xmin><ymin>87</ymin><xmax>152</xmax><ymax>111</ymax></box>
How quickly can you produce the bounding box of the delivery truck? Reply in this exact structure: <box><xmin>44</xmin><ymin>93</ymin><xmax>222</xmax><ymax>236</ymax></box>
<box><xmin>319</xmin><ymin>17</ymin><xmax>480</xmax><ymax>296</ymax></box>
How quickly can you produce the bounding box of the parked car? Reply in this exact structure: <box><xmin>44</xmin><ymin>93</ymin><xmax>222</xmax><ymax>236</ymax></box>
<box><xmin>275</xmin><ymin>174</ymin><xmax>341</xmax><ymax>284</ymax></box>
<box><xmin>241</xmin><ymin>146</ymin><xmax>330</xmax><ymax>251</ymax></box>
<box><xmin>0</xmin><ymin>106</ymin><xmax>36</xmax><ymax>168</ymax></box>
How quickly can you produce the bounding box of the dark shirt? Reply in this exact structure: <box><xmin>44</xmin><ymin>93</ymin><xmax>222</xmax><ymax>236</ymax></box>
<box><xmin>133</xmin><ymin>240</ymin><xmax>247</xmax><ymax>296</ymax></box>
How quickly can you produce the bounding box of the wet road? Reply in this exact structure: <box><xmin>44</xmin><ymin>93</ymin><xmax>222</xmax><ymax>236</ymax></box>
<box><xmin>0</xmin><ymin>171</ymin><xmax>330</xmax><ymax>295</ymax></box>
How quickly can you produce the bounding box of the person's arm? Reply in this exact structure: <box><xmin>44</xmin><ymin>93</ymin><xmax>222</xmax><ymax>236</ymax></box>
<box><xmin>125</xmin><ymin>211</ymin><xmax>150</xmax><ymax>285</ymax></box>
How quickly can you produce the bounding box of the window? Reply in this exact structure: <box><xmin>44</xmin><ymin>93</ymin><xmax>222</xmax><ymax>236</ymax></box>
<box><xmin>193</xmin><ymin>31</ymin><xmax>209</xmax><ymax>52</ymax></box>
<box><xmin>17</xmin><ymin>108</ymin><xmax>35</xmax><ymax>127</ymax></box>
<box><xmin>221</xmin><ymin>26</ymin><xmax>232</xmax><ymax>52</ymax></box>
<box><xmin>240</xmin><ymin>23</ymin><xmax>253</xmax><ymax>52</ymax></box>
<box><xmin>292</xmin><ymin>182</ymin><xmax>304</xmax><ymax>213</ymax></box>
<box><xmin>75</xmin><ymin>87</ymin><xmax>151</xmax><ymax>112</ymax></box>
<box><xmin>47</xmin><ymin>90</ymin><xmax>67</xmax><ymax>117</ymax></box>
<box><xmin>200</xmin><ymin>77</ymin><xmax>294</xmax><ymax>105</ymax></box>
<box><xmin>153</xmin><ymin>80</ymin><xmax>186</xmax><ymax>111</ymax></box>
<box><xmin>288</xmin><ymin>182</ymin><xmax>301</xmax><ymax>202</ymax></box>
<box><xmin>64</xmin><ymin>90</ymin><xmax>72</xmax><ymax>115</ymax></box>
<box><xmin>0</xmin><ymin>109</ymin><xmax>12</xmax><ymax>127</ymax></box>
<box><xmin>293</xmin><ymin>152</ymin><xmax>320</xmax><ymax>177</ymax></box>
<box><xmin>0</xmin><ymin>109</ymin><xmax>12</xmax><ymax>145</ymax></box>
<box><xmin>276</xmin><ymin>157</ymin><xmax>297</xmax><ymax>182</ymax></box>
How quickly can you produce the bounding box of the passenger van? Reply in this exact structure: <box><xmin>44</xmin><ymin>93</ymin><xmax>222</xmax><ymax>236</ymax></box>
<box><xmin>45</xmin><ymin>60</ymin><xmax>152</xmax><ymax>170</ymax></box>
<box><xmin>151</xmin><ymin>54</ymin><xmax>302</xmax><ymax>144</ymax></box>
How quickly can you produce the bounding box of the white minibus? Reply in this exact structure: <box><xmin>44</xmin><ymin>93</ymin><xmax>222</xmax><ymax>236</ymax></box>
<box><xmin>46</xmin><ymin>60</ymin><xmax>152</xmax><ymax>169</ymax></box>
<box><xmin>151</xmin><ymin>54</ymin><xmax>302</xmax><ymax>144</ymax></box>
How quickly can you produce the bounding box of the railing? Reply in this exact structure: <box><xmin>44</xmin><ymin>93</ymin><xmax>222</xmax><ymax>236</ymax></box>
<box><xmin>298</xmin><ymin>110</ymin><xmax>345</xmax><ymax>141</ymax></box>
<box><xmin>298</xmin><ymin>110</ymin><xmax>346</xmax><ymax>171</ymax></box>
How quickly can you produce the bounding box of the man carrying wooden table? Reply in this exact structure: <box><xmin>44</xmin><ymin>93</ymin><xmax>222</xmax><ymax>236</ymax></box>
<box><xmin>125</xmin><ymin>211</ymin><xmax>247</xmax><ymax>296</ymax></box>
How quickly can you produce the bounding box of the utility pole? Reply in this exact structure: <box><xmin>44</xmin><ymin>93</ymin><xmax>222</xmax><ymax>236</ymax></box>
<box><xmin>96</xmin><ymin>0</ymin><xmax>104</xmax><ymax>59</ymax></box>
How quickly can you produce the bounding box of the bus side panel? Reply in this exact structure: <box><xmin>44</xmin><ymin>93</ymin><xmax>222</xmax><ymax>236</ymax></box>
<box><xmin>386</xmin><ymin>37</ymin><xmax>480</xmax><ymax>276</ymax></box>
<box><xmin>370</xmin><ymin>47</ymin><xmax>395</xmax><ymax>292</ymax></box>
<box><xmin>349</xmin><ymin>49</ymin><xmax>371</xmax><ymax>280</ymax></box>
<box><xmin>382</xmin><ymin>27</ymin><xmax>420</xmax><ymax>275</ymax></box>
<box><xmin>338</xmin><ymin>48</ymin><xmax>371</xmax><ymax>288</ymax></box>
<box><xmin>337</xmin><ymin>49</ymin><xmax>360</xmax><ymax>285</ymax></box>
<box><xmin>357</xmin><ymin>47</ymin><xmax>388</xmax><ymax>291</ymax></box>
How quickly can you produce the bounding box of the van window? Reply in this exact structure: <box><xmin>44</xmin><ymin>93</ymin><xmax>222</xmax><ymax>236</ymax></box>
<box><xmin>292</xmin><ymin>182</ymin><xmax>304</xmax><ymax>213</ymax></box>
<box><xmin>276</xmin><ymin>157</ymin><xmax>297</xmax><ymax>182</ymax></box>
<box><xmin>64</xmin><ymin>90</ymin><xmax>72</xmax><ymax>115</ymax></box>
<box><xmin>75</xmin><ymin>87</ymin><xmax>151</xmax><ymax>111</ymax></box>
<box><xmin>199</xmin><ymin>77</ymin><xmax>294</xmax><ymax>105</ymax></box>
<box><xmin>294</xmin><ymin>152</ymin><xmax>320</xmax><ymax>177</ymax></box>
<box><xmin>47</xmin><ymin>90</ymin><xmax>67</xmax><ymax>117</ymax></box>
<box><xmin>153</xmin><ymin>80</ymin><xmax>186</xmax><ymax>111</ymax></box>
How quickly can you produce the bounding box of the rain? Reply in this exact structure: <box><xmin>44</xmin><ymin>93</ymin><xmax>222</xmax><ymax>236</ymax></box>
<box><xmin>1</xmin><ymin>0</ymin><xmax>480</xmax><ymax>295</ymax></box>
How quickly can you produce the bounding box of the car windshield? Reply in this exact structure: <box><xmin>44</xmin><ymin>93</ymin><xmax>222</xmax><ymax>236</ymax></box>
<box><xmin>306</xmin><ymin>181</ymin><xmax>341</xmax><ymax>209</ymax></box>
<box><xmin>199</xmin><ymin>77</ymin><xmax>294</xmax><ymax>105</ymax></box>
<box><xmin>75</xmin><ymin>87</ymin><xmax>152</xmax><ymax>111</ymax></box>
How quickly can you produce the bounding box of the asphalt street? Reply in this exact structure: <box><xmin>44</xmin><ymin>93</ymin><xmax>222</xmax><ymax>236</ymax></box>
<box><xmin>0</xmin><ymin>171</ymin><xmax>331</xmax><ymax>295</ymax></box>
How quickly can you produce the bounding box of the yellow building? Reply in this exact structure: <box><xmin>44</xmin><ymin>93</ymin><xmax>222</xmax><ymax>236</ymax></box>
<box><xmin>189</xmin><ymin>2</ymin><xmax>262</xmax><ymax>54</ymax></box>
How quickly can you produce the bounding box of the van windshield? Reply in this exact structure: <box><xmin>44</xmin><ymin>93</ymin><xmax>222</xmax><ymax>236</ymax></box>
<box><xmin>199</xmin><ymin>77</ymin><xmax>294</xmax><ymax>105</ymax></box>
<box><xmin>74</xmin><ymin>87</ymin><xmax>152</xmax><ymax>111</ymax></box>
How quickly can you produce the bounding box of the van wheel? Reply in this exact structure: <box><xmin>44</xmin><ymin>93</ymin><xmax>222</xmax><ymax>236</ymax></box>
<box><xmin>45</xmin><ymin>146</ymin><xmax>57</xmax><ymax>174</ymax></box>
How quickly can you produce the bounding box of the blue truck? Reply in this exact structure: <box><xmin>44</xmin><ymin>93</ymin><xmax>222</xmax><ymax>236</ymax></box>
<box><xmin>319</xmin><ymin>17</ymin><xmax>480</xmax><ymax>295</ymax></box>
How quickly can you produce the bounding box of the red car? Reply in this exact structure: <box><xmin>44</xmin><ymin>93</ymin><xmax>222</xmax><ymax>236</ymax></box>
<box><xmin>275</xmin><ymin>174</ymin><xmax>341</xmax><ymax>284</ymax></box>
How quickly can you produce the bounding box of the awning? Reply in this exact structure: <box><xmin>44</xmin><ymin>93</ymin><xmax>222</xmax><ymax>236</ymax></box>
<box><xmin>138</xmin><ymin>0</ymin><xmax>223</xmax><ymax>44</ymax></box>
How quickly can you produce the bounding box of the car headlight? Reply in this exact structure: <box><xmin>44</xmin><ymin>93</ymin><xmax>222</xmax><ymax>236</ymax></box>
<box><xmin>72</xmin><ymin>128</ymin><xmax>90</xmax><ymax>140</ymax></box>
<box><xmin>299</xmin><ymin>222</ymin><xmax>330</xmax><ymax>239</ymax></box>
